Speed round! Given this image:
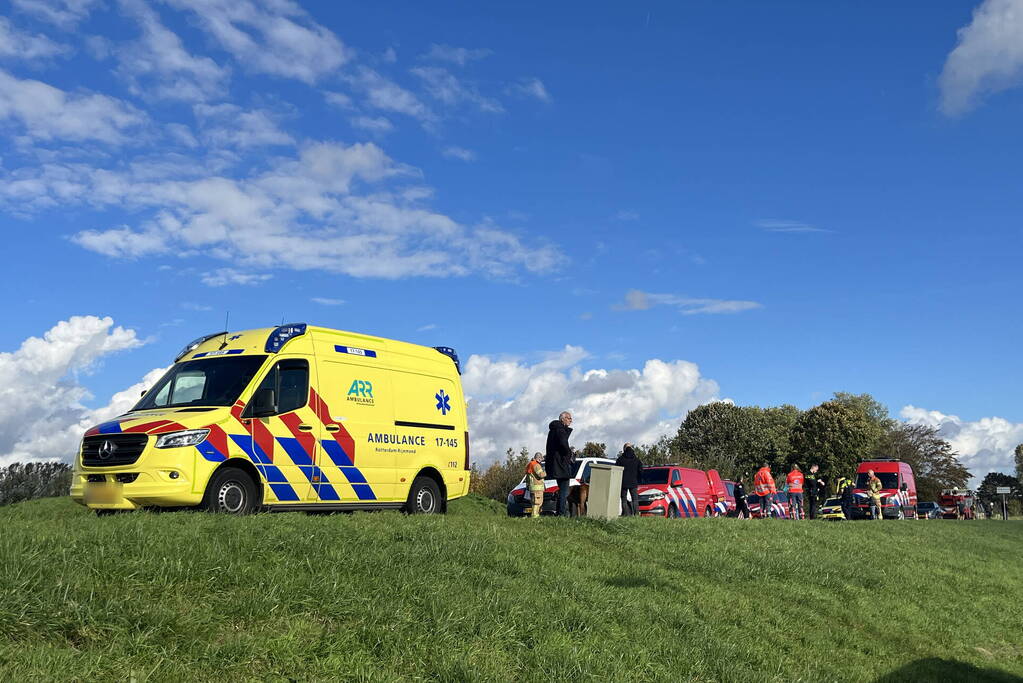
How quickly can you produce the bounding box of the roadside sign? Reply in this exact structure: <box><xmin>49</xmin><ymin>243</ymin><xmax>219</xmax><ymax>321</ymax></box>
<box><xmin>996</xmin><ymin>486</ymin><xmax>1011</xmax><ymax>494</ymax></box>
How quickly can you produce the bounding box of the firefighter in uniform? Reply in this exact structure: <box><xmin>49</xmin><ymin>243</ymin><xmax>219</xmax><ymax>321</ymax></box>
<box><xmin>753</xmin><ymin>463</ymin><xmax>777</xmax><ymax>518</ymax></box>
<box><xmin>867</xmin><ymin>469</ymin><xmax>883</xmax><ymax>520</ymax></box>
<box><xmin>525</xmin><ymin>453</ymin><xmax>547</xmax><ymax>518</ymax></box>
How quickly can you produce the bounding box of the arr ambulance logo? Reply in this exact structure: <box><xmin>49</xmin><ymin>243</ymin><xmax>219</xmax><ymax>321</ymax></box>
<box><xmin>347</xmin><ymin>379</ymin><xmax>374</xmax><ymax>405</ymax></box>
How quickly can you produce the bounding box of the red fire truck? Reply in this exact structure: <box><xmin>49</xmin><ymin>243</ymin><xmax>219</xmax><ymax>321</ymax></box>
<box><xmin>939</xmin><ymin>488</ymin><xmax>977</xmax><ymax>519</ymax></box>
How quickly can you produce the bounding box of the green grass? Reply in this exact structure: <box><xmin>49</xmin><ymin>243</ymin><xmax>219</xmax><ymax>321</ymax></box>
<box><xmin>1</xmin><ymin>496</ymin><xmax>1021</xmax><ymax>682</ymax></box>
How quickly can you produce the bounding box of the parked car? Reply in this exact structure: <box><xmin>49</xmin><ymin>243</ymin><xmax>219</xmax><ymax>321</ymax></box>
<box><xmin>506</xmin><ymin>457</ymin><xmax>616</xmax><ymax>516</ymax></box>
<box><xmin>820</xmin><ymin>496</ymin><xmax>846</xmax><ymax>520</ymax></box>
<box><xmin>916</xmin><ymin>501</ymin><xmax>941</xmax><ymax>519</ymax></box>
<box><xmin>748</xmin><ymin>491</ymin><xmax>790</xmax><ymax>519</ymax></box>
<box><xmin>851</xmin><ymin>459</ymin><xmax>918</xmax><ymax>519</ymax></box>
<box><xmin>719</xmin><ymin>479</ymin><xmax>738</xmax><ymax>517</ymax></box>
<box><xmin>636</xmin><ymin>466</ymin><xmax>725</xmax><ymax>518</ymax></box>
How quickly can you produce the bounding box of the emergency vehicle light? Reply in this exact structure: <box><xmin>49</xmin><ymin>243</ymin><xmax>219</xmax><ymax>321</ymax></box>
<box><xmin>175</xmin><ymin>331</ymin><xmax>227</xmax><ymax>362</ymax></box>
<box><xmin>434</xmin><ymin>346</ymin><xmax>461</xmax><ymax>374</ymax></box>
<box><xmin>265</xmin><ymin>323</ymin><xmax>307</xmax><ymax>353</ymax></box>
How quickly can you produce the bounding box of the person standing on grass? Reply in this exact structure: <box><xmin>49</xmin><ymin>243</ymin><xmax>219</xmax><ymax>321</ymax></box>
<box><xmin>839</xmin><ymin>476</ymin><xmax>855</xmax><ymax>520</ymax></box>
<box><xmin>545</xmin><ymin>411</ymin><xmax>575</xmax><ymax>517</ymax></box>
<box><xmin>753</xmin><ymin>463</ymin><xmax>776</xmax><ymax>518</ymax></box>
<box><xmin>525</xmin><ymin>453</ymin><xmax>547</xmax><ymax>518</ymax></box>
<box><xmin>616</xmin><ymin>443</ymin><xmax>643</xmax><ymax>516</ymax></box>
<box><xmin>806</xmin><ymin>464</ymin><xmax>825</xmax><ymax>520</ymax></box>
<box><xmin>733</xmin><ymin>476</ymin><xmax>752</xmax><ymax>519</ymax></box>
<box><xmin>786</xmin><ymin>464</ymin><xmax>804</xmax><ymax>520</ymax></box>
<box><xmin>867</xmin><ymin>469</ymin><xmax>883</xmax><ymax>520</ymax></box>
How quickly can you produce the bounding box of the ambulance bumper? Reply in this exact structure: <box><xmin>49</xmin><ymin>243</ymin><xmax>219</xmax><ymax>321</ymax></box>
<box><xmin>70</xmin><ymin>469</ymin><xmax>202</xmax><ymax>510</ymax></box>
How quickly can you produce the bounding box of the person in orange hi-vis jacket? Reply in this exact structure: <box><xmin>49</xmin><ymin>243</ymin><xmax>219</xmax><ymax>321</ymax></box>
<box><xmin>525</xmin><ymin>453</ymin><xmax>547</xmax><ymax>518</ymax></box>
<box><xmin>753</xmin><ymin>463</ymin><xmax>777</xmax><ymax>519</ymax></box>
<box><xmin>786</xmin><ymin>465</ymin><xmax>805</xmax><ymax>520</ymax></box>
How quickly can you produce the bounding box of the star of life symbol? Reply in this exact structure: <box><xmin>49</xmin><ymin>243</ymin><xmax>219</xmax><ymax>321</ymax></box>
<box><xmin>435</xmin><ymin>389</ymin><xmax>451</xmax><ymax>415</ymax></box>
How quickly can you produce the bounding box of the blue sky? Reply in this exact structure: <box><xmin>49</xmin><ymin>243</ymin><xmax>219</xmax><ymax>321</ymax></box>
<box><xmin>2</xmin><ymin>0</ymin><xmax>1022</xmax><ymax>476</ymax></box>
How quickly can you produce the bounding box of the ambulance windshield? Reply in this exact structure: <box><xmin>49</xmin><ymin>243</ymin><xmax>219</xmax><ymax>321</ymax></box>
<box><xmin>133</xmin><ymin>355</ymin><xmax>267</xmax><ymax>410</ymax></box>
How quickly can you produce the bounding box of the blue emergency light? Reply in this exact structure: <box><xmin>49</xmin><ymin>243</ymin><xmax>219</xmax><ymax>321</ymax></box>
<box><xmin>434</xmin><ymin>346</ymin><xmax>461</xmax><ymax>374</ymax></box>
<box><xmin>265</xmin><ymin>323</ymin><xmax>308</xmax><ymax>353</ymax></box>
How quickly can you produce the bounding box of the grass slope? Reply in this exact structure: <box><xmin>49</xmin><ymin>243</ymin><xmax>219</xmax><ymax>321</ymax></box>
<box><xmin>1</xmin><ymin>496</ymin><xmax>1021</xmax><ymax>682</ymax></box>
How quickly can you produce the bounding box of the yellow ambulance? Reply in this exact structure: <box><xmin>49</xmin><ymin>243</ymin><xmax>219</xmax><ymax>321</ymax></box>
<box><xmin>70</xmin><ymin>324</ymin><xmax>470</xmax><ymax>515</ymax></box>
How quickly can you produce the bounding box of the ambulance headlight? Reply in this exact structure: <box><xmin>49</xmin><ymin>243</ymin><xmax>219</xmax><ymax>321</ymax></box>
<box><xmin>155</xmin><ymin>429</ymin><xmax>210</xmax><ymax>449</ymax></box>
<box><xmin>641</xmin><ymin>492</ymin><xmax>665</xmax><ymax>502</ymax></box>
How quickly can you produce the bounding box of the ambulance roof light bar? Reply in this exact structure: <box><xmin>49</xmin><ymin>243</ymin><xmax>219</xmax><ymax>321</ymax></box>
<box><xmin>265</xmin><ymin>323</ymin><xmax>307</xmax><ymax>353</ymax></box>
<box><xmin>175</xmin><ymin>331</ymin><xmax>227</xmax><ymax>362</ymax></box>
<box><xmin>434</xmin><ymin>346</ymin><xmax>461</xmax><ymax>374</ymax></box>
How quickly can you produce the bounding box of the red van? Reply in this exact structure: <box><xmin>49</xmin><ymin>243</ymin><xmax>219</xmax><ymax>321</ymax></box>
<box><xmin>852</xmin><ymin>459</ymin><xmax>917</xmax><ymax>520</ymax></box>
<box><xmin>636</xmin><ymin>466</ymin><xmax>726</xmax><ymax>518</ymax></box>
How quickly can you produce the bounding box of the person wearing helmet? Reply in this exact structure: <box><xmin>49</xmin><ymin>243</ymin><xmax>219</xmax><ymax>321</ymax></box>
<box><xmin>525</xmin><ymin>452</ymin><xmax>547</xmax><ymax>518</ymax></box>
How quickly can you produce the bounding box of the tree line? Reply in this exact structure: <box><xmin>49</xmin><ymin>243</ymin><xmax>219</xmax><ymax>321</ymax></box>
<box><xmin>470</xmin><ymin>392</ymin><xmax>1022</xmax><ymax>505</ymax></box>
<box><xmin>0</xmin><ymin>462</ymin><xmax>73</xmax><ymax>507</ymax></box>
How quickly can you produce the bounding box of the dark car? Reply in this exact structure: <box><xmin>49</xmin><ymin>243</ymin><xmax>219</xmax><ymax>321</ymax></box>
<box><xmin>916</xmin><ymin>501</ymin><xmax>942</xmax><ymax>520</ymax></box>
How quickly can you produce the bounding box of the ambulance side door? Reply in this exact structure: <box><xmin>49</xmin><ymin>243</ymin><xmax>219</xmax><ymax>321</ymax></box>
<box><xmin>315</xmin><ymin>359</ymin><xmax>396</xmax><ymax>502</ymax></box>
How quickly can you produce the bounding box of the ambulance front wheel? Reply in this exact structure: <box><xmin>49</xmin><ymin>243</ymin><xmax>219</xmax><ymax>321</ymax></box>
<box><xmin>202</xmin><ymin>467</ymin><xmax>258</xmax><ymax>514</ymax></box>
<box><xmin>405</xmin><ymin>476</ymin><xmax>441</xmax><ymax>514</ymax></box>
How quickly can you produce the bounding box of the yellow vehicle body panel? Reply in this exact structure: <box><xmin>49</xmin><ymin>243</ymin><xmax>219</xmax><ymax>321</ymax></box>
<box><xmin>71</xmin><ymin>326</ymin><xmax>470</xmax><ymax>511</ymax></box>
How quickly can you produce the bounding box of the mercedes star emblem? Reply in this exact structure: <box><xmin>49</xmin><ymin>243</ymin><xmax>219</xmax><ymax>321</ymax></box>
<box><xmin>98</xmin><ymin>440</ymin><xmax>116</xmax><ymax>460</ymax></box>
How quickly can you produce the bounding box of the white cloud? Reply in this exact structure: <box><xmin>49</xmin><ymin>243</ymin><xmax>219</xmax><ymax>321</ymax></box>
<box><xmin>939</xmin><ymin>0</ymin><xmax>1023</xmax><ymax>116</ymax></box>
<box><xmin>755</xmin><ymin>219</ymin><xmax>832</xmax><ymax>234</ymax></box>
<box><xmin>0</xmin><ymin>17</ymin><xmax>69</xmax><ymax>60</ymax></box>
<box><xmin>311</xmin><ymin>297</ymin><xmax>344</xmax><ymax>306</ymax></box>
<box><xmin>442</xmin><ymin>146</ymin><xmax>476</xmax><ymax>162</ymax></box>
<box><xmin>464</xmin><ymin>346</ymin><xmax>720</xmax><ymax>467</ymax></box>
<box><xmin>164</xmin><ymin>0</ymin><xmax>349</xmax><ymax>83</ymax></box>
<box><xmin>345</xmin><ymin>67</ymin><xmax>433</xmax><ymax>121</ymax></box>
<box><xmin>508</xmin><ymin>77</ymin><xmax>551</xmax><ymax>103</ymax></box>
<box><xmin>193</xmin><ymin>103</ymin><xmax>294</xmax><ymax>148</ymax></box>
<box><xmin>200</xmin><ymin>268</ymin><xmax>272</xmax><ymax>287</ymax></box>
<box><xmin>350</xmin><ymin>115</ymin><xmax>394</xmax><ymax>134</ymax></box>
<box><xmin>410</xmin><ymin>66</ymin><xmax>503</xmax><ymax>113</ymax></box>
<box><xmin>416</xmin><ymin>323</ymin><xmax>437</xmax><ymax>331</ymax></box>
<box><xmin>10</xmin><ymin>0</ymin><xmax>99</xmax><ymax>30</ymax></box>
<box><xmin>901</xmin><ymin>406</ymin><xmax>1023</xmax><ymax>485</ymax></box>
<box><xmin>7</xmin><ymin>140</ymin><xmax>559</xmax><ymax>279</ymax></box>
<box><xmin>421</xmin><ymin>44</ymin><xmax>492</xmax><ymax>66</ymax></box>
<box><xmin>0</xmin><ymin>316</ymin><xmax>148</xmax><ymax>466</ymax></box>
<box><xmin>324</xmin><ymin>91</ymin><xmax>354</xmax><ymax>110</ymax></box>
<box><xmin>0</xmin><ymin>69</ymin><xmax>146</xmax><ymax>144</ymax></box>
<box><xmin>614</xmin><ymin>289</ymin><xmax>762</xmax><ymax>315</ymax></box>
<box><xmin>116</xmin><ymin>0</ymin><xmax>230</xmax><ymax>102</ymax></box>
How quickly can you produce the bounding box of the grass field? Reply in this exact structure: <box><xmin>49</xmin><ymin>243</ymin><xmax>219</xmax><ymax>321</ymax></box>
<box><xmin>1</xmin><ymin>496</ymin><xmax>1021</xmax><ymax>682</ymax></box>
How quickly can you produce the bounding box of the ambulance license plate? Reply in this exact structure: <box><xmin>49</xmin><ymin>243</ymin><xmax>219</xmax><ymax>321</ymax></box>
<box><xmin>85</xmin><ymin>481</ymin><xmax>123</xmax><ymax>505</ymax></box>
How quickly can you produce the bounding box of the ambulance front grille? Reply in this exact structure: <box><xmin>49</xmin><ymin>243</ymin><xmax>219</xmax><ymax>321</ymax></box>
<box><xmin>82</xmin><ymin>433</ymin><xmax>149</xmax><ymax>467</ymax></box>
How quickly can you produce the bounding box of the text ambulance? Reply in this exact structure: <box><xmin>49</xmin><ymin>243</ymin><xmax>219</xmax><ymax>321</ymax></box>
<box><xmin>70</xmin><ymin>324</ymin><xmax>470</xmax><ymax>515</ymax></box>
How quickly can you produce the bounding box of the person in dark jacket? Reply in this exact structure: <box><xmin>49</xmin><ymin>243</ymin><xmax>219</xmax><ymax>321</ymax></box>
<box><xmin>733</xmin><ymin>477</ymin><xmax>752</xmax><ymax>519</ymax></box>
<box><xmin>806</xmin><ymin>464</ymin><xmax>825</xmax><ymax>520</ymax></box>
<box><xmin>615</xmin><ymin>443</ymin><xmax>643</xmax><ymax>516</ymax></box>
<box><xmin>840</xmin><ymin>476</ymin><xmax>855</xmax><ymax>520</ymax></box>
<box><xmin>545</xmin><ymin>411</ymin><xmax>575</xmax><ymax>516</ymax></box>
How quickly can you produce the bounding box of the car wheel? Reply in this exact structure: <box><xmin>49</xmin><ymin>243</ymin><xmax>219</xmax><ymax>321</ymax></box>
<box><xmin>704</xmin><ymin>507</ymin><xmax>712</xmax><ymax>518</ymax></box>
<box><xmin>668</xmin><ymin>504</ymin><xmax>680</xmax><ymax>518</ymax></box>
<box><xmin>201</xmin><ymin>467</ymin><xmax>258</xmax><ymax>514</ymax></box>
<box><xmin>405</xmin><ymin>476</ymin><xmax>441</xmax><ymax>514</ymax></box>
<box><xmin>897</xmin><ymin>508</ymin><xmax>905</xmax><ymax>520</ymax></box>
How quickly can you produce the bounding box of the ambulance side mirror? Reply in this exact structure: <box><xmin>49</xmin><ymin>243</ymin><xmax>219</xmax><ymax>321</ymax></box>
<box><xmin>900</xmin><ymin>482</ymin><xmax>908</xmax><ymax>491</ymax></box>
<box><xmin>250</xmin><ymin>388</ymin><xmax>277</xmax><ymax>418</ymax></box>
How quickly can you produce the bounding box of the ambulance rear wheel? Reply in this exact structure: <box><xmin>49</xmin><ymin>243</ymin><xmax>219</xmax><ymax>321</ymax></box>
<box><xmin>405</xmin><ymin>476</ymin><xmax>441</xmax><ymax>514</ymax></box>
<box><xmin>202</xmin><ymin>467</ymin><xmax>257</xmax><ymax>515</ymax></box>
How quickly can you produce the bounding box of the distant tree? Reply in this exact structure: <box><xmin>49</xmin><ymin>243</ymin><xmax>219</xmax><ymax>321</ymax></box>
<box><xmin>760</xmin><ymin>404</ymin><xmax>801</xmax><ymax>470</ymax></box>
<box><xmin>469</xmin><ymin>447</ymin><xmax>531</xmax><ymax>502</ymax></box>
<box><xmin>977</xmin><ymin>472</ymin><xmax>1021</xmax><ymax>503</ymax></box>
<box><xmin>634</xmin><ymin>435</ymin><xmax>685</xmax><ymax>467</ymax></box>
<box><xmin>791</xmin><ymin>401</ymin><xmax>877</xmax><ymax>485</ymax></box>
<box><xmin>876</xmin><ymin>423</ymin><xmax>971</xmax><ymax>502</ymax></box>
<box><xmin>673</xmin><ymin>402</ymin><xmax>772</xmax><ymax>479</ymax></box>
<box><xmin>0</xmin><ymin>462</ymin><xmax>73</xmax><ymax>506</ymax></box>
<box><xmin>1015</xmin><ymin>444</ymin><xmax>1023</xmax><ymax>485</ymax></box>
<box><xmin>580</xmin><ymin>442</ymin><xmax>607</xmax><ymax>458</ymax></box>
